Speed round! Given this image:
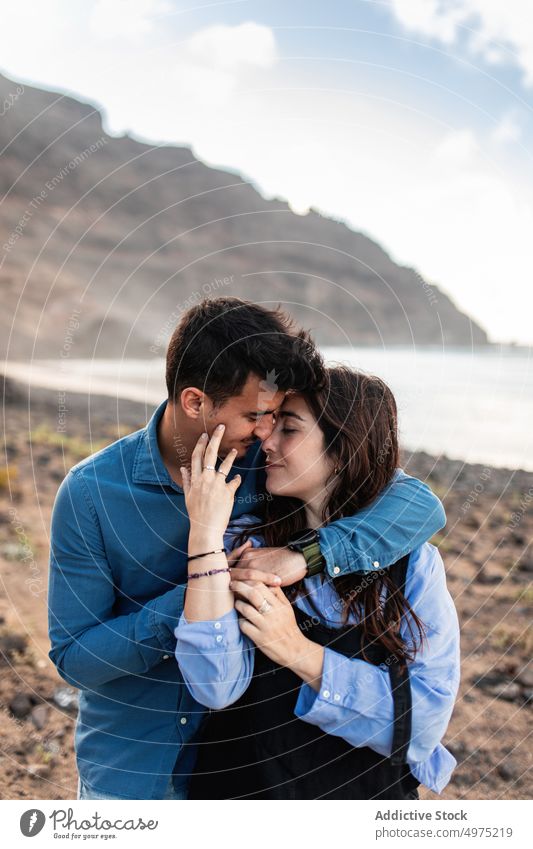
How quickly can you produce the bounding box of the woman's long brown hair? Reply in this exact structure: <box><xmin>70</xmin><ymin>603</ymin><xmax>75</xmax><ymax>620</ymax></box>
<box><xmin>237</xmin><ymin>366</ymin><xmax>427</xmax><ymax>665</ymax></box>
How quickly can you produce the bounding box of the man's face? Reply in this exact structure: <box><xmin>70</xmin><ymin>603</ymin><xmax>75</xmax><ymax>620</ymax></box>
<box><xmin>203</xmin><ymin>373</ymin><xmax>286</xmax><ymax>458</ymax></box>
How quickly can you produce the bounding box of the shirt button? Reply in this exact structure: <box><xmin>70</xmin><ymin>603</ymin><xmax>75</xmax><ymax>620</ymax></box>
<box><xmin>373</xmin><ymin>561</ymin><xmax>380</xmax><ymax>568</ymax></box>
<box><xmin>333</xmin><ymin>566</ymin><xmax>340</xmax><ymax>575</ymax></box>
<box><xmin>162</xmin><ymin>654</ymin><xmax>170</xmax><ymax>660</ymax></box>
<box><xmin>215</xmin><ymin>635</ymin><xmax>223</xmax><ymax>643</ymax></box>
<box><xmin>333</xmin><ymin>693</ymin><xmax>341</xmax><ymax>702</ymax></box>
<box><xmin>322</xmin><ymin>689</ymin><xmax>331</xmax><ymax>699</ymax></box>
<box><xmin>180</xmin><ymin>717</ymin><xmax>187</xmax><ymax>725</ymax></box>
<box><xmin>214</xmin><ymin>622</ymin><xmax>222</xmax><ymax>629</ymax></box>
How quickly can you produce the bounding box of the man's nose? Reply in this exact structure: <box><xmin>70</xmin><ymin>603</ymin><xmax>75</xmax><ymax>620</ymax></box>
<box><xmin>253</xmin><ymin>415</ymin><xmax>275</xmax><ymax>442</ymax></box>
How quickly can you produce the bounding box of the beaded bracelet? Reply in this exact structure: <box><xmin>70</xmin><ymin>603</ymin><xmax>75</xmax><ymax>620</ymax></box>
<box><xmin>188</xmin><ymin>567</ymin><xmax>231</xmax><ymax>580</ymax></box>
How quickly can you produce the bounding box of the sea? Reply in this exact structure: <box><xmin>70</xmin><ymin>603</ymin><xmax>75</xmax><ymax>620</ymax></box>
<box><xmin>3</xmin><ymin>346</ymin><xmax>532</xmax><ymax>472</ymax></box>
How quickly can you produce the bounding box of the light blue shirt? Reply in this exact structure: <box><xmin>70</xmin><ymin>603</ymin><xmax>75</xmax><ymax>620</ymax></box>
<box><xmin>176</xmin><ymin>527</ymin><xmax>460</xmax><ymax>795</ymax></box>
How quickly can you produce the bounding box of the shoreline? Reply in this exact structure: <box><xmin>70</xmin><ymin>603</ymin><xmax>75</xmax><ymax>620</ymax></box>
<box><xmin>3</xmin><ymin>372</ymin><xmax>532</xmax><ymax>479</ymax></box>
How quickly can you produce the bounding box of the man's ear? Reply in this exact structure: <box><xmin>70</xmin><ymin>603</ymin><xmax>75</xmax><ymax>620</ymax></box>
<box><xmin>180</xmin><ymin>386</ymin><xmax>206</xmax><ymax>420</ymax></box>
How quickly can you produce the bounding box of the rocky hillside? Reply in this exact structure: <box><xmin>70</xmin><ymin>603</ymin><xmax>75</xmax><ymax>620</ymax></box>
<box><xmin>0</xmin><ymin>72</ymin><xmax>489</xmax><ymax>360</ymax></box>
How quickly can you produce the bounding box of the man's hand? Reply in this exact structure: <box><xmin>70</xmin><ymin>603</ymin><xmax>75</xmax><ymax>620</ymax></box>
<box><xmin>229</xmin><ymin>545</ymin><xmax>307</xmax><ymax>588</ymax></box>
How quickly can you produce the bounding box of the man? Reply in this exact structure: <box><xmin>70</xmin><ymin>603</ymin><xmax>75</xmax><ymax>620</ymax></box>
<box><xmin>48</xmin><ymin>297</ymin><xmax>445</xmax><ymax>800</ymax></box>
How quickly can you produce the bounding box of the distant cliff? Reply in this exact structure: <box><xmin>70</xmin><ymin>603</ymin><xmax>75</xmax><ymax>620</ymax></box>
<box><xmin>0</xmin><ymin>72</ymin><xmax>489</xmax><ymax>360</ymax></box>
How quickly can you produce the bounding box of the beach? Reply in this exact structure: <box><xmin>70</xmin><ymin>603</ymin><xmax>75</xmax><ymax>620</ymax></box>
<box><xmin>1</xmin><ymin>376</ymin><xmax>531</xmax><ymax>800</ymax></box>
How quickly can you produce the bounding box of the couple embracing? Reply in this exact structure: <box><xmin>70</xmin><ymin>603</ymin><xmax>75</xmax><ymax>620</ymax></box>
<box><xmin>48</xmin><ymin>297</ymin><xmax>460</xmax><ymax>800</ymax></box>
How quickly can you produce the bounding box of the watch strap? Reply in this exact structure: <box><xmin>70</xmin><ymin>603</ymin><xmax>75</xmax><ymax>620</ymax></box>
<box><xmin>302</xmin><ymin>540</ymin><xmax>325</xmax><ymax>577</ymax></box>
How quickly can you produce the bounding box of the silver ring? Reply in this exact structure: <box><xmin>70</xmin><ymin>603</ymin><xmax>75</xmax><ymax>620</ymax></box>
<box><xmin>258</xmin><ymin>599</ymin><xmax>272</xmax><ymax>615</ymax></box>
<box><xmin>203</xmin><ymin>464</ymin><xmax>216</xmax><ymax>471</ymax></box>
<box><xmin>216</xmin><ymin>470</ymin><xmax>227</xmax><ymax>477</ymax></box>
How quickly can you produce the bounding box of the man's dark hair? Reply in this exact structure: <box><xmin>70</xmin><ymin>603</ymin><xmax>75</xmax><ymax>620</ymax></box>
<box><xmin>166</xmin><ymin>297</ymin><xmax>325</xmax><ymax>406</ymax></box>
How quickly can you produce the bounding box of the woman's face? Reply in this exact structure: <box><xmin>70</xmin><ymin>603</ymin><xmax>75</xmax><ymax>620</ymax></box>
<box><xmin>261</xmin><ymin>393</ymin><xmax>335</xmax><ymax>504</ymax></box>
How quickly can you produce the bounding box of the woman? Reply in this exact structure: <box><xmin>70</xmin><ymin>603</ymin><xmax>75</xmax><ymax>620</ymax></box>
<box><xmin>175</xmin><ymin>366</ymin><xmax>460</xmax><ymax>799</ymax></box>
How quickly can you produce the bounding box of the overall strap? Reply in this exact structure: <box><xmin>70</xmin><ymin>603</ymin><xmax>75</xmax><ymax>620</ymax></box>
<box><xmin>385</xmin><ymin>553</ymin><xmax>413</xmax><ymax>766</ymax></box>
<box><xmin>294</xmin><ymin>553</ymin><xmax>414</xmax><ymax>769</ymax></box>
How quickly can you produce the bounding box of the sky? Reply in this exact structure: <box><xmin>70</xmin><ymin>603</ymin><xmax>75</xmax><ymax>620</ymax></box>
<box><xmin>1</xmin><ymin>0</ymin><xmax>532</xmax><ymax>345</ymax></box>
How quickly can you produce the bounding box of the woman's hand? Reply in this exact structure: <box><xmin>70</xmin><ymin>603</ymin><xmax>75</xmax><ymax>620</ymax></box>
<box><xmin>181</xmin><ymin>425</ymin><xmax>242</xmax><ymax>543</ymax></box>
<box><xmin>229</xmin><ymin>580</ymin><xmax>306</xmax><ymax>667</ymax></box>
<box><xmin>231</xmin><ymin>580</ymin><xmax>325</xmax><ymax>689</ymax></box>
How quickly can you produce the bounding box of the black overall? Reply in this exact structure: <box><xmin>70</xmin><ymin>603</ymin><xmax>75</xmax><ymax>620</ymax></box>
<box><xmin>188</xmin><ymin>554</ymin><xmax>420</xmax><ymax>800</ymax></box>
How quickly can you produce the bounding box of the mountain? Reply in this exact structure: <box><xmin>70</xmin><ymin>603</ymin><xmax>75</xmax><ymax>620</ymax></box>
<box><xmin>0</xmin><ymin>71</ymin><xmax>489</xmax><ymax>360</ymax></box>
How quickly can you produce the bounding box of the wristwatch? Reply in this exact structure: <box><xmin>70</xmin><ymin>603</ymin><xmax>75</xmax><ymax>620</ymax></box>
<box><xmin>287</xmin><ymin>528</ymin><xmax>326</xmax><ymax>577</ymax></box>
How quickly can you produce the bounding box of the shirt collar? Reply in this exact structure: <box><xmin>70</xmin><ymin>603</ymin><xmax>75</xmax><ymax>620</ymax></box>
<box><xmin>132</xmin><ymin>399</ymin><xmax>179</xmax><ymax>488</ymax></box>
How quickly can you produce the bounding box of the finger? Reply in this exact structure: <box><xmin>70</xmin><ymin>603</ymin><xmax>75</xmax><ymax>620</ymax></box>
<box><xmin>234</xmin><ymin>599</ymin><xmax>264</xmax><ymax>626</ymax></box>
<box><xmin>229</xmin><ymin>566</ymin><xmax>282</xmax><ymax>585</ymax></box>
<box><xmin>226</xmin><ymin>540</ymin><xmax>253</xmax><ymax>566</ymax></box>
<box><xmin>234</xmin><ymin>540</ymin><xmax>254</xmax><ymax>557</ymax></box>
<box><xmin>238</xmin><ymin>618</ymin><xmax>259</xmax><ymax>641</ymax></box>
<box><xmin>226</xmin><ymin>473</ymin><xmax>242</xmax><ymax>495</ymax></box>
<box><xmin>268</xmin><ymin>585</ymin><xmax>290</xmax><ymax>604</ymax></box>
<box><xmin>218</xmin><ymin>446</ymin><xmax>238</xmax><ymax>477</ymax></box>
<box><xmin>179</xmin><ymin>465</ymin><xmax>190</xmax><ymax>493</ymax></box>
<box><xmin>260</xmin><ymin>584</ymin><xmax>285</xmax><ymax>605</ymax></box>
<box><xmin>204</xmin><ymin>423</ymin><xmax>225</xmax><ymax>468</ymax></box>
<box><xmin>231</xmin><ymin>580</ymin><xmax>279</xmax><ymax>610</ymax></box>
<box><xmin>228</xmin><ymin>580</ymin><xmax>270</xmax><ymax>608</ymax></box>
<box><xmin>191</xmin><ymin>432</ymin><xmax>208</xmax><ymax>479</ymax></box>
<box><xmin>228</xmin><ymin>578</ymin><xmax>254</xmax><ymax>597</ymax></box>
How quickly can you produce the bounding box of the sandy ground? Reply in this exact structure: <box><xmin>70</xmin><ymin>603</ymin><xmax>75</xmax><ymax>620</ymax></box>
<box><xmin>0</xmin><ymin>377</ymin><xmax>531</xmax><ymax>800</ymax></box>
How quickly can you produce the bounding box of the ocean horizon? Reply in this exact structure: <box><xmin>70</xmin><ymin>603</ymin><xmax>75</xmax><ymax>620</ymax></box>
<box><xmin>3</xmin><ymin>345</ymin><xmax>532</xmax><ymax>473</ymax></box>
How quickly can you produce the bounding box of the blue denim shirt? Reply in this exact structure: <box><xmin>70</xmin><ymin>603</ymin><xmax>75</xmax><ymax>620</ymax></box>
<box><xmin>48</xmin><ymin>399</ymin><xmax>445</xmax><ymax>799</ymax></box>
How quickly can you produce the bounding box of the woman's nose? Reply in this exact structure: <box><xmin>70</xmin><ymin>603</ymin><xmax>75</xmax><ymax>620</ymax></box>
<box><xmin>261</xmin><ymin>427</ymin><xmax>278</xmax><ymax>453</ymax></box>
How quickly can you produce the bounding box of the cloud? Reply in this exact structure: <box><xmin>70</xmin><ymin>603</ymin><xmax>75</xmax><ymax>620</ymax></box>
<box><xmin>387</xmin><ymin>0</ymin><xmax>465</xmax><ymax>44</ymax></box>
<box><xmin>185</xmin><ymin>22</ymin><xmax>277</xmax><ymax>71</ymax></box>
<box><xmin>156</xmin><ymin>22</ymin><xmax>279</xmax><ymax>110</ymax></box>
<box><xmin>490</xmin><ymin>111</ymin><xmax>522</xmax><ymax>143</ymax></box>
<box><xmin>94</xmin><ymin>21</ymin><xmax>279</xmax><ymax>140</ymax></box>
<box><xmin>433</xmin><ymin>128</ymin><xmax>480</xmax><ymax>164</ymax></box>
<box><xmin>90</xmin><ymin>0</ymin><xmax>172</xmax><ymax>41</ymax></box>
<box><xmin>388</xmin><ymin>0</ymin><xmax>533</xmax><ymax>87</ymax></box>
